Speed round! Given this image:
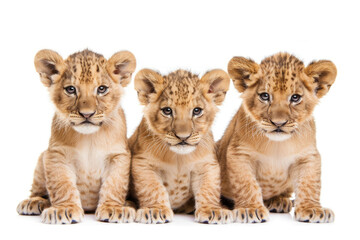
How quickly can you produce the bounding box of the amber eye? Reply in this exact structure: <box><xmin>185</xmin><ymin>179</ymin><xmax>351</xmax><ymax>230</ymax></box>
<box><xmin>259</xmin><ymin>92</ymin><xmax>270</xmax><ymax>101</ymax></box>
<box><xmin>162</xmin><ymin>107</ymin><xmax>172</xmax><ymax>116</ymax></box>
<box><xmin>97</xmin><ymin>85</ymin><xmax>108</xmax><ymax>95</ymax></box>
<box><xmin>290</xmin><ymin>94</ymin><xmax>302</xmax><ymax>103</ymax></box>
<box><xmin>193</xmin><ymin>107</ymin><xmax>203</xmax><ymax>116</ymax></box>
<box><xmin>64</xmin><ymin>86</ymin><xmax>76</xmax><ymax>95</ymax></box>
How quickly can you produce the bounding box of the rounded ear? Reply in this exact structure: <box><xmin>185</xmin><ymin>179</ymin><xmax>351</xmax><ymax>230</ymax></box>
<box><xmin>305</xmin><ymin>60</ymin><xmax>337</xmax><ymax>98</ymax></box>
<box><xmin>227</xmin><ymin>57</ymin><xmax>259</xmax><ymax>93</ymax></box>
<box><xmin>200</xmin><ymin>69</ymin><xmax>230</xmax><ymax>105</ymax></box>
<box><xmin>134</xmin><ymin>69</ymin><xmax>164</xmax><ymax>105</ymax></box>
<box><xmin>106</xmin><ymin>51</ymin><xmax>136</xmax><ymax>87</ymax></box>
<box><xmin>34</xmin><ymin>49</ymin><xmax>65</xmax><ymax>87</ymax></box>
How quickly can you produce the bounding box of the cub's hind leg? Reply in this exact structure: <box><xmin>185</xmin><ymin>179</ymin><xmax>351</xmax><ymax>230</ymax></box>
<box><xmin>17</xmin><ymin>152</ymin><xmax>51</xmax><ymax>215</ymax></box>
<box><xmin>264</xmin><ymin>193</ymin><xmax>293</xmax><ymax>213</ymax></box>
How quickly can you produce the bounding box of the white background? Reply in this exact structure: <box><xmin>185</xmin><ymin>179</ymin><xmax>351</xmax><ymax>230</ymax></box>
<box><xmin>0</xmin><ymin>0</ymin><xmax>358</xmax><ymax>239</ymax></box>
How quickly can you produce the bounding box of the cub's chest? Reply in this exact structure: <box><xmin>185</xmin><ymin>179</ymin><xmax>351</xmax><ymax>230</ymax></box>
<box><xmin>73</xmin><ymin>143</ymin><xmax>108</xmax><ymax>211</ymax></box>
<box><xmin>159</xmin><ymin>166</ymin><xmax>192</xmax><ymax>209</ymax></box>
<box><xmin>75</xmin><ymin>144</ymin><xmax>107</xmax><ymax>179</ymax></box>
<box><xmin>255</xmin><ymin>153</ymin><xmax>297</xmax><ymax>199</ymax></box>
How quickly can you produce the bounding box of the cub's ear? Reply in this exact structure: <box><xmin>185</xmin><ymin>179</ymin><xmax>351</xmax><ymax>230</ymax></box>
<box><xmin>34</xmin><ymin>49</ymin><xmax>65</xmax><ymax>87</ymax></box>
<box><xmin>305</xmin><ymin>60</ymin><xmax>337</xmax><ymax>98</ymax></box>
<box><xmin>227</xmin><ymin>57</ymin><xmax>259</xmax><ymax>93</ymax></box>
<box><xmin>200</xmin><ymin>69</ymin><xmax>230</xmax><ymax>105</ymax></box>
<box><xmin>134</xmin><ymin>69</ymin><xmax>164</xmax><ymax>105</ymax></box>
<box><xmin>107</xmin><ymin>51</ymin><xmax>136</xmax><ymax>87</ymax></box>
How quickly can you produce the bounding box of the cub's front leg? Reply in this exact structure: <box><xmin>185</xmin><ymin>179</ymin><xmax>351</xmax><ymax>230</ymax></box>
<box><xmin>96</xmin><ymin>151</ymin><xmax>135</xmax><ymax>223</ymax></box>
<box><xmin>192</xmin><ymin>158</ymin><xmax>233</xmax><ymax>224</ymax></box>
<box><xmin>292</xmin><ymin>152</ymin><xmax>334</xmax><ymax>223</ymax></box>
<box><xmin>41</xmin><ymin>149</ymin><xmax>84</xmax><ymax>224</ymax></box>
<box><xmin>226</xmin><ymin>150</ymin><xmax>269</xmax><ymax>223</ymax></box>
<box><xmin>132</xmin><ymin>155</ymin><xmax>173</xmax><ymax>224</ymax></box>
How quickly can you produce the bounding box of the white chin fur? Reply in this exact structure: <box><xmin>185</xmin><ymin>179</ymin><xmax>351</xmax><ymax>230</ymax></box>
<box><xmin>73</xmin><ymin>124</ymin><xmax>100</xmax><ymax>134</ymax></box>
<box><xmin>265</xmin><ymin>133</ymin><xmax>292</xmax><ymax>142</ymax></box>
<box><xmin>169</xmin><ymin>145</ymin><xmax>196</xmax><ymax>155</ymax></box>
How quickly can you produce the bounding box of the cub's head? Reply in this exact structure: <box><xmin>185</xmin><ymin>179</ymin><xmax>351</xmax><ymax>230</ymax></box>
<box><xmin>35</xmin><ymin>49</ymin><xmax>136</xmax><ymax>134</ymax></box>
<box><xmin>135</xmin><ymin>69</ymin><xmax>230</xmax><ymax>154</ymax></box>
<box><xmin>228</xmin><ymin>52</ymin><xmax>337</xmax><ymax>142</ymax></box>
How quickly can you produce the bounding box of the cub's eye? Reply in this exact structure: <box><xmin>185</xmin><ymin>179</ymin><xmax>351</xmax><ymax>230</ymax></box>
<box><xmin>64</xmin><ymin>86</ymin><xmax>76</xmax><ymax>95</ymax></box>
<box><xmin>259</xmin><ymin>92</ymin><xmax>270</xmax><ymax>101</ymax></box>
<box><xmin>290</xmin><ymin>94</ymin><xmax>302</xmax><ymax>103</ymax></box>
<box><xmin>193</xmin><ymin>107</ymin><xmax>203</xmax><ymax>116</ymax></box>
<box><xmin>97</xmin><ymin>85</ymin><xmax>108</xmax><ymax>95</ymax></box>
<box><xmin>161</xmin><ymin>107</ymin><xmax>172</xmax><ymax>116</ymax></box>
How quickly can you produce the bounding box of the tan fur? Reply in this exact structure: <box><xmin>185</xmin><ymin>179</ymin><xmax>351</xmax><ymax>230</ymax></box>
<box><xmin>130</xmin><ymin>69</ymin><xmax>233</xmax><ymax>224</ymax></box>
<box><xmin>218</xmin><ymin>53</ymin><xmax>336</xmax><ymax>223</ymax></box>
<box><xmin>17</xmin><ymin>49</ymin><xmax>136</xmax><ymax>224</ymax></box>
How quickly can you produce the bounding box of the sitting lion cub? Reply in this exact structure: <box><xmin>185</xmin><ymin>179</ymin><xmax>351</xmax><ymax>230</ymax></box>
<box><xmin>129</xmin><ymin>69</ymin><xmax>233</xmax><ymax>224</ymax></box>
<box><xmin>17</xmin><ymin>49</ymin><xmax>136</xmax><ymax>224</ymax></box>
<box><xmin>217</xmin><ymin>53</ymin><xmax>337</xmax><ymax>223</ymax></box>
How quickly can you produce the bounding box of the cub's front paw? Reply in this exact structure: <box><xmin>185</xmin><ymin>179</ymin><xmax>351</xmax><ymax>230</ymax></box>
<box><xmin>195</xmin><ymin>207</ymin><xmax>233</xmax><ymax>224</ymax></box>
<box><xmin>233</xmin><ymin>206</ymin><xmax>269</xmax><ymax>223</ymax></box>
<box><xmin>264</xmin><ymin>196</ymin><xmax>293</xmax><ymax>213</ymax></box>
<box><xmin>295</xmin><ymin>206</ymin><xmax>334</xmax><ymax>223</ymax></box>
<box><xmin>17</xmin><ymin>197</ymin><xmax>50</xmax><ymax>215</ymax></box>
<box><xmin>135</xmin><ymin>206</ymin><xmax>173</xmax><ymax>224</ymax></box>
<box><xmin>41</xmin><ymin>205</ymin><xmax>84</xmax><ymax>224</ymax></box>
<box><xmin>96</xmin><ymin>204</ymin><xmax>136</xmax><ymax>223</ymax></box>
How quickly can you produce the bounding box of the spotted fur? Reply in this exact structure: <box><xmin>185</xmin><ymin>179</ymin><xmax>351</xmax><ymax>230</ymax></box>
<box><xmin>218</xmin><ymin>52</ymin><xmax>337</xmax><ymax>223</ymax></box>
<box><xmin>129</xmin><ymin>69</ymin><xmax>233</xmax><ymax>224</ymax></box>
<box><xmin>17</xmin><ymin>49</ymin><xmax>136</xmax><ymax>224</ymax></box>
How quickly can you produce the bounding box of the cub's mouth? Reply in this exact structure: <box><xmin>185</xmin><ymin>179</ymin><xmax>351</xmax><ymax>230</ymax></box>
<box><xmin>272</xmin><ymin>128</ymin><xmax>284</xmax><ymax>133</ymax></box>
<box><xmin>79</xmin><ymin>120</ymin><xmax>103</xmax><ymax>126</ymax></box>
<box><xmin>260</xmin><ymin>120</ymin><xmax>296</xmax><ymax>142</ymax></box>
<box><xmin>167</xmin><ymin>141</ymin><xmax>199</xmax><ymax>155</ymax></box>
<box><xmin>265</xmin><ymin>128</ymin><xmax>292</xmax><ymax>142</ymax></box>
<box><xmin>81</xmin><ymin>119</ymin><xmax>94</xmax><ymax>125</ymax></box>
<box><xmin>71</xmin><ymin>120</ymin><xmax>103</xmax><ymax>135</ymax></box>
<box><xmin>70</xmin><ymin>119</ymin><xmax>103</xmax><ymax>127</ymax></box>
<box><xmin>177</xmin><ymin>141</ymin><xmax>189</xmax><ymax>146</ymax></box>
<box><xmin>165</xmin><ymin>133</ymin><xmax>201</xmax><ymax>155</ymax></box>
<box><xmin>169</xmin><ymin>144</ymin><xmax>196</xmax><ymax>155</ymax></box>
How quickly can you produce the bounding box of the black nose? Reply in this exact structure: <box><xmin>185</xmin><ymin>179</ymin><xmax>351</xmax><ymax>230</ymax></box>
<box><xmin>79</xmin><ymin>111</ymin><xmax>95</xmax><ymax>119</ymax></box>
<box><xmin>270</xmin><ymin>120</ymin><xmax>288</xmax><ymax>127</ymax></box>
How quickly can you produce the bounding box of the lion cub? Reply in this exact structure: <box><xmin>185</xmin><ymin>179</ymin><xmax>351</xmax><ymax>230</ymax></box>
<box><xmin>17</xmin><ymin>49</ymin><xmax>136</xmax><ymax>224</ymax></box>
<box><xmin>129</xmin><ymin>69</ymin><xmax>232</xmax><ymax>224</ymax></box>
<box><xmin>217</xmin><ymin>53</ymin><xmax>336</xmax><ymax>223</ymax></box>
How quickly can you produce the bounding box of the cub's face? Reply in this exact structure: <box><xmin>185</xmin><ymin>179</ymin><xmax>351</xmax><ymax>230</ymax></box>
<box><xmin>135</xmin><ymin>69</ymin><xmax>229</xmax><ymax>154</ymax></box>
<box><xmin>34</xmin><ymin>49</ymin><xmax>136</xmax><ymax>134</ymax></box>
<box><xmin>228</xmin><ymin>53</ymin><xmax>337</xmax><ymax>141</ymax></box>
